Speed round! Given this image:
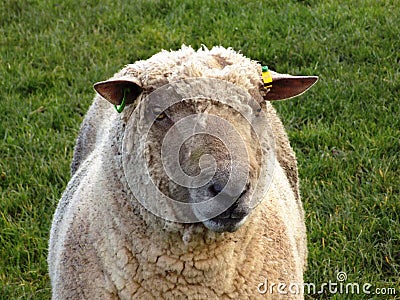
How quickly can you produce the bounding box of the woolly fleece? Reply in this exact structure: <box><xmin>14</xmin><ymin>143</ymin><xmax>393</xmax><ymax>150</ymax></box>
<box><xmin>49</xmin><ymin>45</ymin><xmax>309</xmax><ymax>299</ymax></box>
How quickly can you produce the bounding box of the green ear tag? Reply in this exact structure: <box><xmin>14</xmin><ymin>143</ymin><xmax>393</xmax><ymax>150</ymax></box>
<box><xmin>115</xmin><ymin>88</ymin><xmax>129</xmax><ymax>113</ymax></box>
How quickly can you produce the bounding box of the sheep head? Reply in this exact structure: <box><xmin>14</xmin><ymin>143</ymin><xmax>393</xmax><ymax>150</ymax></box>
<box><xmin>94</xmin><ymin>48</ymin><xmax>317</xmax><ymax>233</ymax></box>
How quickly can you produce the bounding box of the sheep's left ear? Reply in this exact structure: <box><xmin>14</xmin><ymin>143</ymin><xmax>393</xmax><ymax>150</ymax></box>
<box><xmin>94</xmin><ymin>77</ymin><xmax>143</xmax><ymax>106</ymax></box>
<box><xmin>262</xmin><ymin>71</ymin><xmax>318</xmax><ymax>101</ymax></box>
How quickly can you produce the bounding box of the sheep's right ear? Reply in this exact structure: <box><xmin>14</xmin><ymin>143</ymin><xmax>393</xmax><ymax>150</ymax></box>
<box><xmin>93</xmin><ymin>78</ymin><xmax>143</xmax><ymax>106</ymax></box>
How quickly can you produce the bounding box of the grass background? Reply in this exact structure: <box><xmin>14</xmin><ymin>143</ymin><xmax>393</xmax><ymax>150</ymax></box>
<box><xmin>0</xmin><ymin>0</ymin><xmax>399</xmax><ymax>299</ymax></box>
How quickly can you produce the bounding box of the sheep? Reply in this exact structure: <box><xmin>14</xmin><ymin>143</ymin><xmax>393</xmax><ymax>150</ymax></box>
<box><xmin>48</xmin><ymin>45</ymin><xmax>318</xmax><ymax>299</ymax></box>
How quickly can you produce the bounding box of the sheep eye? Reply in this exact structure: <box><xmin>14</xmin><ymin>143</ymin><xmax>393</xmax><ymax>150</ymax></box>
<box><xmin>156</xmin><ymin>112</ymin><xmax>167</xmax><ymax>120</ymax></box>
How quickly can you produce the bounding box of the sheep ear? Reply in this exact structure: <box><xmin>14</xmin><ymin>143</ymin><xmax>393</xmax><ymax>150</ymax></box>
<box><xmin>263</xmin><ymin>72</ymin><xmax>318</xmax><ymax>101</ymax></box>
<box><xmin>93</xmin><ymin>78</ymin><xmax>142</xmax><ymax>106</ymax></box>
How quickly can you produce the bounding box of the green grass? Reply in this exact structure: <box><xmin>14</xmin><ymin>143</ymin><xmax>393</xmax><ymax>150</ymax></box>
<box><xmin>1</xmin><ymin>0</ymin><xmax>399</xmax><ymax>299</ymax></box>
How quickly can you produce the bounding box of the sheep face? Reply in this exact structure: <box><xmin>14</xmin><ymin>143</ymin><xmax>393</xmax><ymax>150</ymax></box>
<box><xmin>118</xmin><ymin>78</ymin><xmax>274</xmax><ymax>233</ymax></box>
<box><xmin>144</xmin><ymin>96</ymin><xmax>265</xmax><ymax>233</ymax></box>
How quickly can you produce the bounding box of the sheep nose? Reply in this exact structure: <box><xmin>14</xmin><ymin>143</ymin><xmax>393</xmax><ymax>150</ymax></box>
<box><xmin>228</xmin><ymin>196</ymin><xmax>251</xmax><ymax>218</ymax></box>
<box><xmin>209</xmin><ymin>181</ymin><xmax>247</xmax><ymax>197</ymax></box>
<box><xmin>208</xmin><ymin>181</ymin><xmax>250</xmax><ymax>219</ymax></box>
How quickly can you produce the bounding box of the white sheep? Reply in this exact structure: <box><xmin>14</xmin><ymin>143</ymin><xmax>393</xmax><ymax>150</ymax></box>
<box><xmin>48</xmin><ymin>45</ymin><xmax>317</xmax><ymax>299</ymax></box>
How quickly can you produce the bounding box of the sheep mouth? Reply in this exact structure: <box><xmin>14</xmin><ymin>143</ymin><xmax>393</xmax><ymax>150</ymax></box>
<box><xmin>201</xmin><ymin>192</ymin><xmax>252</xmax><ymax>233</ymax></box>
<box><xmin>189</xmin><ymin>185</ymin><xmax>252</xmax><ymax>232</ymax></box>
<box><xmin>202</xmin><ymin>215</ymin><xmax>249</xmax><ymax>233</ymax></box>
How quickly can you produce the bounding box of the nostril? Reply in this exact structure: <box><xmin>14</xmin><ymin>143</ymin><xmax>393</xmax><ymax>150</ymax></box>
<box><xmin>208</xmin><ymin>182</ymin><xmax>224</xmax><ymax>196</ymax></box>
<box><xmin>238</xmin><ymin>184</ymin><xmax>249</xmax><ymax>199</ymax></box>
<box><xmin>225</xmin><ymin>184</ymin><xmax>251</xmax><ymax>216</ymax></box>
<box><xmin>209</xmin><ymin>182</ymin><xmax>250</xmax><ymax>198</ymax></box>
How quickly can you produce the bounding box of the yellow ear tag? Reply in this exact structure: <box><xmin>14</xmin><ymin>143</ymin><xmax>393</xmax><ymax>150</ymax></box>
<box><xmin>262</xmin><ymin>66</ymin><xmax>272</xmax><ymax>89</ymax></box>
